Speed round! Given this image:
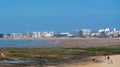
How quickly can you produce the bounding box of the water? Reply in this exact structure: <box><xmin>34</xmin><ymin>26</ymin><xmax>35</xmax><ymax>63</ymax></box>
<box><xmin>0</xmin><ymin>40</ymin><xmax>59</xmax><ymax>48</ymax></box>
<box><xmin>2</xmin><ymin>60</ymin><xmax>37</xmax><ymax>64</ymax></box>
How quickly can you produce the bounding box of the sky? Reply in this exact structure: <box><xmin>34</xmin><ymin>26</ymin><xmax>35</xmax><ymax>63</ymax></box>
<box><xmin>0</xmin><ymin>0</ymin><xmax>120</xmax><ymax>33</ymax></box>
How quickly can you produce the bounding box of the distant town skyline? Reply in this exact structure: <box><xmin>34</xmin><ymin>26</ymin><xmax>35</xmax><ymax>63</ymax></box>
<box><xmin>0</xmin><ymin>0</ymin><xmax>120</xmax><ymax>33</ymax></box>
<box><xmin>1</xmin><ymin>28</ymin><xmax>120</xmax><ymax>39</ymax></box>
<box><xmin>0</xmin><ymin>28</ymin><xmax>119</xmax><ymax>34</ymax></box>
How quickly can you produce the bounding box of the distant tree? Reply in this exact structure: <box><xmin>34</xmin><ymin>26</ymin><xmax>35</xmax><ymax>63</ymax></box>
<box><xmin>0</xmin><ymin>34</ymin><xmax>4</xmax><ymax>38</ymax></box>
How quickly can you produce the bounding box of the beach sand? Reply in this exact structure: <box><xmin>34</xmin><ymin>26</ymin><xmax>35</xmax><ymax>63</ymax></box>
<box><xmin>58</xmin><ymin>55</ymin><xmax>120</xmax><ymax>67</ymax></box>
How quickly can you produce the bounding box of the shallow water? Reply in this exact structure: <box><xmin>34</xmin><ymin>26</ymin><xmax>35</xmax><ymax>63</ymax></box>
<box><xmin>0</xmin><ymin>40</ymin><xmax>59</xmax><ymax>48</ymax></box>
<box><xmin>2</xmin><ymin>60</ymin><xmax>37</xmax><ymax>64</ymax></box>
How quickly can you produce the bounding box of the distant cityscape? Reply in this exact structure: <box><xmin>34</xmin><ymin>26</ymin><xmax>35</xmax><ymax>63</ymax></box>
<box><xmin>0</xmin><ymin>28</ymin><xmax>120</xmax><ymax>39</ymax></box>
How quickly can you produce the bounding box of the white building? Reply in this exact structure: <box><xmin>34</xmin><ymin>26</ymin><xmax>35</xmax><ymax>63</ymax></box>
<box><xmin>60</xmin><ymin>32</ymin><xmax>73</xmax><ymax>37</ymax></box>
<box><xmin>32</xmin><ymin>32</ymin><xmax>41</xmax><ymax>38</ymax></box>
<box><xmin>41</xmin><ymin>32</ymin><xmax>54</xmax><ymax>38</ymax></box>
<box><xmin>105</xmin><ymin>28</ymin><xmax>110</xmax><ymax>32</ymax></box>
<box><xmin>10</xmin><ymin>33</ymin><xmax>23</xmax><ymax>39</ymax></box>
<box><xmin>99</xmin><ymin>29</ymin><xmax>104</xmax><ymax>33</ymax></box>
<box><xmin>3</xmin><ymin>34</ymin><xmax>10</xmax><ymax>39</ymax></box>
<box><xmin>99</xmin><ymin>28</ymin><xmax>110</xmax><ymax>33</ymax></box>
<box><xmin>32</xmin><ymin>31</ymin><xmax>54</xmax><ymax>38</ymax></box>
<box><xmin>81</xmin><ymin>29</ymin><xmax>91</xmax><ymax>37</ymax></box>
<box><xmin>91</xmin><ymin>32</ymin><xmax>99</xmax><ymax>37</ymax></box>
<box><xmin>110</xmin><ymin>30</ymin><xmax>120</xmax><ymax>37</ymax></box>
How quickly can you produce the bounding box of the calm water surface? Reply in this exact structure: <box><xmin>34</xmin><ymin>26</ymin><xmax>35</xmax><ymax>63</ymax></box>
<box><xmin>0</xmin><ymin>40</ymin><xmax>59</xmax><ymax>48</ymax></box>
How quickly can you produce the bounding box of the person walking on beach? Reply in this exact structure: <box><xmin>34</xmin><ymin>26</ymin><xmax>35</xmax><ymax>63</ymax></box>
<box><xmin>104</xmin><ymin>55</ymin><xmax>113</xmax><ymax>64</ymax></box>
<box><xmin>104</xmin><ymin>56</ymin><xmax>109</xmax><ymax>64</ymax></box>
<box><xmin>106</xmin><ymin>56</ymin><xmax>110</xmax><ymax>64</ymax></box>
<box><xmin>107</xmin><ymin>56</ymin><xmax>110</xmax><ymax>60</ymax></box>
<box><xmin>104</xmin><ymin>55</ymin><xmax>109</xmax><ymax>63</ymax></box>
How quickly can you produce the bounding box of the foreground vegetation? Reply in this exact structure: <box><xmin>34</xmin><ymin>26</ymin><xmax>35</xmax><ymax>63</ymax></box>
<box><xmin>0</xmin><ymin>47</ymin><xmax>120</xmax><ymax>62</ymax></box>
<box><xmin>0</xmin><ymin>47</ymin><xmax>120</xmax><ymax>67</ymax></box>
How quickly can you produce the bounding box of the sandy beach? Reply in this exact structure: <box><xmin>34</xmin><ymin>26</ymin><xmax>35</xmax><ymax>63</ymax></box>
<box><xmin>1</xmin><ymin>55</ymin><xmax>120</xmax><ymax>67</ymax></box>
<box><xmin>62</xmin><ymin>55</ymin><xmax>120</xmax><ymax>67</ymax></box>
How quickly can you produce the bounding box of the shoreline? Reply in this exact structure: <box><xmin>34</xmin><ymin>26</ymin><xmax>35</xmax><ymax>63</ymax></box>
<box><xmin>0</xmin><ymin>38</ymin><xmax>120</xmax><ymax>48</ymax></box>
<box><xmin>0</xmin><ymin>37</ymin><xmax>120</xmax><ymax>40</ymax></box>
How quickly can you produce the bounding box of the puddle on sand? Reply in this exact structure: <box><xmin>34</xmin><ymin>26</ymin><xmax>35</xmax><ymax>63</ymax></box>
<box><xmin>2</xmin><ymin>60</ymin><xmax>37</xmax><ymax>64</ymax></box>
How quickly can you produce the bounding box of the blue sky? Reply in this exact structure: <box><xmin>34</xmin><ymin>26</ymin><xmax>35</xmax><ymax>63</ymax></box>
<box><xmin>0</xmin><ymin>0</ymin><xmax>120</xmax><ymax>33</ymax></box>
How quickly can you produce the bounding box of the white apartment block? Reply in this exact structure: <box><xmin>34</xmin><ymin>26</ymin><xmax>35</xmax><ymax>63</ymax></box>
<box><xmin>41</xmin><ymin>32</ymin><xmax>54</xmax><ymax>38</ymax></box>
<box><xmin>10</xmin><ymin>33</ymin><xmax>23</xmax><ymax>39</ymax></box>
<box><xmin>32</xmin><ymin>31</ymin><xmax>54</xmax><ymax>38</ymax></box>
<box><xmin>32</xmin><ymin>32</ymin><xmax>41</xmax><ymax>38</ymax></box>
<box><xmin>81</xmin><ymin>29</ymin><xmax>91</xmax><ymax>37</ymax></box>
